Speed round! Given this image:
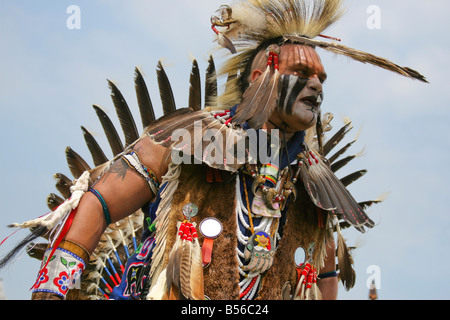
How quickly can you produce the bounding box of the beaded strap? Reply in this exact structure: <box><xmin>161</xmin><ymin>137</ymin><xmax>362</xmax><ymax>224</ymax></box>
<box><xmin>121</xmin><ymin>151</ymin><xmax>160</xmax><ymax>195</ymax></box>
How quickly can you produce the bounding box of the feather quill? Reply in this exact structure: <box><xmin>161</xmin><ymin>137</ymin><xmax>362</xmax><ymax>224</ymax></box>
<box><xmin>247</xmin><ymin>69</ymin><xmax>281</xmax><ymax>129</ymax></box>
<box><xmin>108</xmin><ymin>80</ymin><xmax>139</xmax><ymax>147</ymax></box>
<box><xmin>179</xmin><ymin>238</ymin><xmax>193</xmax><ymax>298</ymax></box>
<box><xmin>134</xmin><ymin>67</ymin><xmax>156</xmax><ymax>129</ymax></box>
<box><xmin>330</xmin><ymin>154</ymin><xmax>356</xmax><ymax>173</ymax></box>
<box><xmin>340</xmin><ymin>169</ymin><xmax>367</xmax><ymax>187</ymax></box>
<box><xmin>126</xmin><ymin>216</ymin><xmax>138</xmax><ymax>251</ymax></box>
<box><xmin>165</xmin><ymin>234</ymin><xmax>182</xmax><ymax>299</ymax></box>
<box><xmin>218</xmin><ymin>33</ymin><xmax>237</xmax><ymax>54</ymax></box>
<box><xmin>331</xmin><ymin>147</ymin><xmax>365</xmax><ymax>173</ymax></box>
<box><xmin>322</xmin><ymin>121</ymin><xmax>353</xmax><ymax>157</ymax></box>
<box><xmin>81</xmin><ymin>126</ymin><xmax>108</xmax><ymax>167</ymax></box>
<box><xmin>358</xmin><ymin>200</ymin><xmax>381</xmax><ymax>211</ymax></box>
<box><xmin>147</xmin><ymin>268</ymin><xmax>168</xmax><ymax>300</ymax></box>
<box><xmin>26</xmin><ymin>242</ymin><xmax>47</xmax><ymax>261</ymax></box>
<box><xmin>145</xmin><ymin>108</ymin><xmax>246</xmax><ymax>171</ymax></box>
<box><xmin>298</xmin><ymin>147</ymin><xmax>374</xmax><ymax>233</ymax></box>
<box><xmin>334</xmin><ymin>216</ymin><xmax>356</xmax><ymax>291</ymax></box>
<box><xmin>205</xmin><ymin>56</ymin><xmax>218</xmax><ymax>107</ymax></box>
<box><xmin>53</xmin><ymin>173</ymin><xmax>73</xmax><ymax>199</ymax></box>
<box><xmin>47</xmin><ymin>193</ymin><xmax>64</xmax><ymax>211</ymax></box>
<box><xmin>115</xmin><ymin>222</ymin><xmax>131</xmax><ymax>259</ymax></box>
<box><xmin>189</xmin><ymin>238</ymin><xmax>204</xmax><ymax>300</ymax></box>
<box><xmin>147</xmin><ymin>164</ymin><xmax>181</xmax><ymax>291</ymax></box>
<box><xmin>156</xmin><ymin>61</ymin><xmax>177</xmax><ymax>115</ymax></box>
<box><xmin>93</xmin><ymin>105</ymin><xmax>124</xmax><ymax>156</ymax></box>
<box><xmin>328</xmin><ymin>139</ymin><xmax>356</xmax><ymax>164</ymax></box>
<box><xmin>284</xmin><ymin>35</ymin><xmax>428</xmax><ymax>83</ymax></box>
<box><xmin>232</xmin><ymin>65</ymin><xmax>272</xmax><ymax>125</ymax></box>
<box><xmin>66</xmin><ymin>146</ymin><xmax>91</xmax><ymax>179</ymax></box>
<box><xmin>189</xmin><ymin>59</ymin><xmax>202</xmax><ymax>111</ymax></box>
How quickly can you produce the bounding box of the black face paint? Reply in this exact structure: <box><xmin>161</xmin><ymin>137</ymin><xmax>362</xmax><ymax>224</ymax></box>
<box><xmin>278</xmin><ymin>74</ymin><xmax>308</xmax><ymax>115</ymax></box>
<box><xmin>278</xmin><ymin>74</ymin><xmax>324</xmax><ymax>115</ymax></box>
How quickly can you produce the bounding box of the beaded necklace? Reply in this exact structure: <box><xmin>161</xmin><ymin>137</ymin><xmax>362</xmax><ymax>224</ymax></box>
<box><xmin>235</xmin><ymin>172</ymin><xmax>283</xmax><ymax>300</ymax></box>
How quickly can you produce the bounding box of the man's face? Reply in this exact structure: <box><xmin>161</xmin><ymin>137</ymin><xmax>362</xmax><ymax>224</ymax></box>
<box><xmin>269</xmin><ymin>44</ymin><xmax>327</xmax><ymax>133</ymax></box>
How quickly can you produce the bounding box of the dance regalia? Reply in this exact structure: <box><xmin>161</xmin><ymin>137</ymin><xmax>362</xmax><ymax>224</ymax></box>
<box><xmin>0</xmin><ymin>0</ymin><xmax>427</xmax><ymax>300</ymax></box>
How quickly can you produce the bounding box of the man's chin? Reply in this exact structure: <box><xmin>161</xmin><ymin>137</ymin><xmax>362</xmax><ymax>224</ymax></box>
<box><xmin>283</xmin><ymin>115</ymin><xmax>317</xmax><ymax>132</ymax></box>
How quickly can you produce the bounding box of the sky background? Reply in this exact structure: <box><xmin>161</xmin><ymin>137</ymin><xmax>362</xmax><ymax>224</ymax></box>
<box><xmin>0</xmin><ymin>0</ymin><xmax>449</xmax><ymax>300</ymax></box>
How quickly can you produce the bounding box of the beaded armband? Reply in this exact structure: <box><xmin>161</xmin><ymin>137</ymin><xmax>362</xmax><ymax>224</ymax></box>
<box><xmin>121</xmin><ymin>151</ymin><xmax>160</xmax><ymax>196</ymax></box>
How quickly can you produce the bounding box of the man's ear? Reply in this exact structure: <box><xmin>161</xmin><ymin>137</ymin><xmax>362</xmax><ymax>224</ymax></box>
<box><xmin>250</xmin><ymin>69</ymin><xmax>264</xmax><ymax>82</ymax></box>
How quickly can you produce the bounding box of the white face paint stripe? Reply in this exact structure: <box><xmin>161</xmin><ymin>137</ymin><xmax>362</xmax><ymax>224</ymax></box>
<box><xmin>284</xmin><ymin>75</ymin><xmax>299</xmax><ymax>110</ymax></box>
<box><xmin>278</xmin><ymin>74</ymin><xmax>308</xmax><ymax>114</ymax></box>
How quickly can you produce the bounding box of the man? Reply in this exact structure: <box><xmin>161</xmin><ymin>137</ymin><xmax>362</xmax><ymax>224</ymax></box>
<box><xmin>2</xmin><ymin>0</ymin><xmax>426</xmax><ymax>300</ymax></box>
<box><xmin>30</xmin><ymin>41</ymin><xmax>335</xmax><ymax>300</ymax></box>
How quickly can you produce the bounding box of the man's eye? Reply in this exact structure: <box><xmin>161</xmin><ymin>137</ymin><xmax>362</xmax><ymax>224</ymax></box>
<box><xmin>293</xmin><ymin>70</ymin><xmax>308</xmax><ymax>78</ymax></box>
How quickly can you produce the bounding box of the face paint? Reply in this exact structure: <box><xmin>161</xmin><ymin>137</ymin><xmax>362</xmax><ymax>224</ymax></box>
<box><xmin>267</xmin><ymin>45</ymin><xmax>326</xmax><ymax>132</ymax></box>
<box><xmin>278</xmin><ymin>74</ymin><xmax>323</xmax><ymax>115</ymax></box>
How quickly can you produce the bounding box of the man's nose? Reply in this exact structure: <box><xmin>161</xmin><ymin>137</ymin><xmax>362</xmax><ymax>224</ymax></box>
<box><xmin>307</xmin><ymin>76</ymin><xmax>323</xmax><ymax>94</ymax></box>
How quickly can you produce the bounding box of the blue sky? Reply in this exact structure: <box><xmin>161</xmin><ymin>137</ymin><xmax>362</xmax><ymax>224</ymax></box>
<box><xmin>0</xmin><ymin>0</ymin><xmax>449</xmax><ymax>300</ymax></box>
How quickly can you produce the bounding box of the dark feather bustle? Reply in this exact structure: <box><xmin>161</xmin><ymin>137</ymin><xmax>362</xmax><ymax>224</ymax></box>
<box><xmin>134</xmin><ymin>67</ymin><xmax>156</xmax><ymax>129</ymax></box>
<box><xmin>336</xmin><ymin>229</ymin><xmax>356</xmax><ymax>290</ymax></box>
<box><xmin>81</xmin><ymin>126</ymin><xmax>108</xmax><ymax>167</ymax></box>
<box><xmin>328</xmin><ymin>139</ymin><xmax>356</xmax><ymax>164</ymax></box>
<box><xmin>331</xmin><ymin>154</ymin><xmax>356</xmax><ymax>173</ymax></box>
<box><xmin>340</xmin><ymin>169</ymin><xmax>367</xmax><ymax>187</ymax></box>
<box><xmin>322</xmin><ymin>121</ymin><xmax>352</xmax><ymax>157</ymax></box>
<box><xmin>66</xmin><ymin>147</ymin><xmax>91</xmax><ymax>179</ymax></box>
<box><xmin>189</xmin><ymin>60</ymin><xmax>202</xmax><ymax>111</ymax></box>
<box><xmin>93</xmin><ymin>105</ymin><xmax>124</xmax><ymax>156</ymax></box>
<box><xmin>156</xmin><ymin>61</ymin><xmax>177</xmax><ymax>115</ymax></box>
<box><xmin>47</xmin><ymin>193</ymin><xmax>64</xmax><ymax>211</ymax></box>
<box><xmin>108</xmin><ymin>80</ymin><xmax>139</xmax><ymax>147</ymax></box>
<box><xmin>53</xmin><ymin>173</ymin><xmax>73</xmax><ymax>199</ymax></box>
<box><xmin>298</xmin><ymin>149</ymin><xmax>375</xmax><ymax>233</ymax></box>
<box><xmin>205</xmin><ymin>56</ymin><xmax>218</xmax><ymax>107</ymax></box>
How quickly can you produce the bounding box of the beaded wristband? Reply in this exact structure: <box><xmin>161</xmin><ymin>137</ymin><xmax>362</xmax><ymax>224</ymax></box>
<box><xmin>33</xmin><ymin>246</ymin><xmax>86</xmax><ymax>298</ymax></box>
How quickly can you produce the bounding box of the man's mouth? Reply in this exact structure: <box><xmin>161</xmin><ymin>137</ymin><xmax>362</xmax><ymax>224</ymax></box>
<box><xmin>300</xmin><ymin>95</ymin><xmax>320</xmax><ymax>108</ymax></box>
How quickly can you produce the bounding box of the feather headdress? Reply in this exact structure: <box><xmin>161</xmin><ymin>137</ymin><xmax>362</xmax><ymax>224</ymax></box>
<box><xmin>211</xmin><ymin>0</ymin><xmax>427</xmax><ymax>109</ymax></box>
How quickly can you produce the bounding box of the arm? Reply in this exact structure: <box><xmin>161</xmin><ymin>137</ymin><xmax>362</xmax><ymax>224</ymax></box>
<box><xmin>66</xmin><ymin>136</ymin><xmax>171</xmax><ymax>253</ymax></box>
<box><xmin>32</xmin><ymin>137</ymin><xmax>170</xmax><ymax>299</ymax></box>
<box><xmin>317</xmin><ymin>237</ymin><xmax>338</xmax><ymax>300</ymax></box>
